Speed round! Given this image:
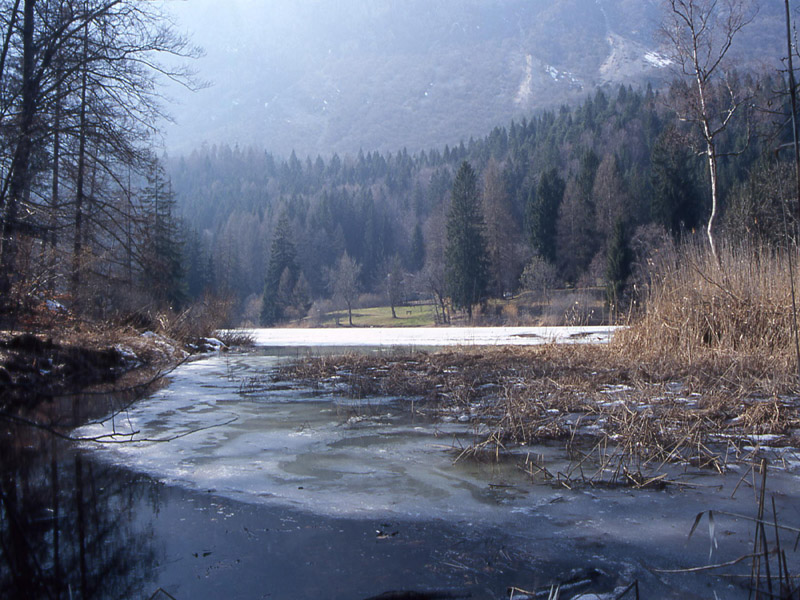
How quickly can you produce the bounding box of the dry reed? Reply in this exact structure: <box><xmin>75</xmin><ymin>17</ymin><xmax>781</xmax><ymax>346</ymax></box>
<box><xmin>615</xmin><ymin>240</ymin><xmax>800</xmax><ymax>394</ymax></box>
<box><xmin>278</xmin><ymin>242</ymin><xmax>800</xmax><ymax>487</ymax></box>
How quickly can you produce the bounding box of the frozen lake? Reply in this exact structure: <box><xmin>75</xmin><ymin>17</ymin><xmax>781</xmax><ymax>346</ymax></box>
<box><xmin>65</xmin><ymin>333</ymin><xmax>800</xmax><ymax>599</ymax></box>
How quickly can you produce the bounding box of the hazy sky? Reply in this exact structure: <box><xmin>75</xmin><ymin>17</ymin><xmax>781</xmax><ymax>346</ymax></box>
<box><xmin>161</xmin><ymin>0</ymin><xmax>371</xmax><ymax>154</ymax></box>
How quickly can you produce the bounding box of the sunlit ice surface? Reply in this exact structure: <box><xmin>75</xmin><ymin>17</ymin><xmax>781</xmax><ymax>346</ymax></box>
<box><xmin>247</xmin><ymin>325</ymin><xmax>620</xmax><ymax>347</ymax></box>
<box><xmin>74</xmin><ymin>328</ymin><xmax>623</xmax><ymax>520</ymax></box>
<box><xmin>75</xmin><ymin>351</ymin><xmax>558</xmax><ymax>520</ymax></box>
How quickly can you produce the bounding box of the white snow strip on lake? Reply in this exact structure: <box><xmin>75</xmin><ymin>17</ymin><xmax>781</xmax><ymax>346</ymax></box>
<box><xmin>248</xmin><ymin>326</ymin><xmax>619</xmax><ymax>347</ymax></box>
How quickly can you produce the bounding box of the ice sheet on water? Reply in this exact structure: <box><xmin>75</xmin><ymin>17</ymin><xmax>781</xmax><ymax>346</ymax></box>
<box><xmin>76</xmin><ymin>352</ymin><xmax>559</xmax><ymax>520</ymax></box>
<box><xmin>75</xmin><ymin>330</ymin><xmax>621</xmax><ymax>520</ymax></box>
<box><xmin>248</xmin><ymin>326</ymin><xmax>618</xmax><ymax>347</ymax></box>
<box><xmin>71</xmin><ymin>346</ymin><xmax>800</xmax><ymax>600</ymax></box>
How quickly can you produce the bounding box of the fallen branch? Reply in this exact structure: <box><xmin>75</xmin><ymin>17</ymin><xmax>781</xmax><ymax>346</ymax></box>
<box><xmin>653</xmin><ymin>552</ymin><xmax>773</xmax><ymax>574</ymax></box>
<box><xmin>0</xmin><ymin>411</ymin><xmax>238</xmax><ymax>444</ymax></box>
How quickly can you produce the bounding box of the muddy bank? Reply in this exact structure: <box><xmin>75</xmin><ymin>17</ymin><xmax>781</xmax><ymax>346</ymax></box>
<box><xmin>0</xmin><ymin>325</ymin><xmax>201</xmax><ymax>420</ymax></box>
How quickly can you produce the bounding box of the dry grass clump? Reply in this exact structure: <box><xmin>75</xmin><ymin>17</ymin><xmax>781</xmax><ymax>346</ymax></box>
<box><xmin>215</xmin><ymin>329</ymin><xmax>254</xmax><ymax>347</ymax></box>
<box><xmin>615</xmin><ymin>241</ymin><xmax>800</xmax><ymax>394</ymax></box>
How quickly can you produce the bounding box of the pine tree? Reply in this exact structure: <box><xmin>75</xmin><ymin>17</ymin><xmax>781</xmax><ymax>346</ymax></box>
<box><xmin>141</xmin><ymin>162</ymin><xmax>186</xmax><ymax>309</ymax></box>
<box><xmin>606</xmin><ymin>219</ymin><xmax>632</xmax><ymax>314</ymax></box>
<box><xmin>445</xmin><ymin>162</ymin><xmax>489</xmax><ymax>320</ymax></box>
<box><xmin>557</xmin><ymin>152</ymin><xmax>600</xmax><ymax>283</ymax></box>
<box><xmin>409</xmin><ymin>222</ymin><xmax>426</xmax><ymax>272</ymax></box>
<box><xmin>651</xmin><ymin>128</ymin><xmax>702</xmax><ymax>236</ymax></box>
<box><xmin>526</xmin><ymin>168</ymin><xmax>564</xmax><ymax>262</ymax></box>
<box><xmin>261</xmin><ymin>212</ymin><xmax>298</xmax><ymax>325</ymax></box>
<box><xmin>183</xmin><ymin>227</ymin><xmax>210</xmax><ymax>299</ymax></box>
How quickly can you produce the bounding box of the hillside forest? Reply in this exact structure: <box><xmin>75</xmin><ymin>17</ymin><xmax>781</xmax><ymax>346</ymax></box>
<box><xmin>170</xmin><ymin>72</ymin><xmax>795</xmax><ymax>326</ymax></box>
<box><xmin>0</xmin><ymin>0</ymin><xmax>797</xmax><ymax>330</ymax></box>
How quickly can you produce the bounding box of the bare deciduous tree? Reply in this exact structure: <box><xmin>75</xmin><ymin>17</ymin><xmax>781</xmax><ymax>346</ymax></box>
<box><xmin>0</xmin><ymin>0</ymin><xmax>197</xmax><ymax>313</ymax></box>
<box><xmin>660</xmin><ymin>0</ymin><xmax>756</xmax><ymax>260</ymax></box>
<box><xmin>327</xmin><ymin>251</ymin><xmax>361</xmax><ymax>326</ymax></box>
<box><xmin>385</xmin><ymin>254</ymin><xmax>404</xmax><ymax>319</ymax></box>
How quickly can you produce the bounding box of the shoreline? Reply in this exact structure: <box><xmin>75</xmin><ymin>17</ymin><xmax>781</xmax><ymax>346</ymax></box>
<box><xmin>0</xmin><ymin>323</ymin><xmax>195</xmax><ymax>429</ymax></box>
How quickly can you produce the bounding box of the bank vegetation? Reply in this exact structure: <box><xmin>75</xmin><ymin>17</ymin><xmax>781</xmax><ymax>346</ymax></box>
<box><xmin>283</xmin><ymin>240</ymin><xmax>800</xmax><ymax>487</ymax></box>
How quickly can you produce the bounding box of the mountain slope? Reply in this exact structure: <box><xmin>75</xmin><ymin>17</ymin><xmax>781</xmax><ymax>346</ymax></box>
<box><xmin>164</xmin><ymin>0</ymin><xmax>783</xmax><ymax>157</ymax></box>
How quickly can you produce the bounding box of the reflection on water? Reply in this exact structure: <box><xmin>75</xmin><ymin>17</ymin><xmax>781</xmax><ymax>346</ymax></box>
<box><xmin>0</xmin><ymin>405</ymin><xmax>160</xmax><ymax>599</ymax></box>
<box><xmin>4</xmin><ymin>346</ymin><xmax>800</xmax><ymax>599</ymax></box>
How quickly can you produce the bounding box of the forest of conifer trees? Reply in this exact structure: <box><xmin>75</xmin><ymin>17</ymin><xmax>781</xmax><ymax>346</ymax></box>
<box><xmin>0</xmin><ymin>0</ymin><xmax>795</xmax><ymax>330</ymax></box>
<box><xmin>169</xmin><ymin>71</ymin><xmax>793</xmax><ymax>326</ymax></box>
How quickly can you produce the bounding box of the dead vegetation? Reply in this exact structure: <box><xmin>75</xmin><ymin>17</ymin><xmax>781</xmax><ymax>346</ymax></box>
<box><xmin>280</xmin><ymin>341</ymin><xmax>800</xmax><ymax>488</ymax></box>
<box><xmin>616</xmin><ymin>242</ymin><xmax>800</xmax><ymax>394</ymax></box>
<box><xmin>280</xmin><ymin>244</ymin><xmax>800</xmax><ymax>488</ymax></box>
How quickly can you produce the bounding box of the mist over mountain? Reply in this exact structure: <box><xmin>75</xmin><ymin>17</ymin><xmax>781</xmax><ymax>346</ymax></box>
<box><xmin>164</xmin><ymin>0</ymin><xmax>783</xmax><ymax>158</ymax></box>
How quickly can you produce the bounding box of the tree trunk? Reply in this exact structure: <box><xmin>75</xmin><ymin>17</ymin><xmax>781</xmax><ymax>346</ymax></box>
<box><xmin>0</xmin><ymin>0</ymin><xmax>36</xmax><ymax>298</ymax></box>
<box><xmin>47</xmin><ymin>77</ymin><xmax>61</xmax><ymax>290</ymax></box>
<box><xmin>705</xmin><ymin>140</ymin><xmax>719</xmax><ymax>262</ymax></box>
<box><xmin>72</xmin><ymin>14</ymin><xmax>90</xmax><ymax>290</ymax></box>
<box><xmin>74</xmin><ymin>453</ymin><xmax>88</xmax><ymax>598</ymax></box>
<box><xmin>50</xmin><ymin>437</ymin><xmax>61</xmax><ymax>587</ymax></box>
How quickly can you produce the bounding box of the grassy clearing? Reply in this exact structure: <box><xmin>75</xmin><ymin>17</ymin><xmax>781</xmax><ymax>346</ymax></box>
<box><xmin>311</xmin><ymin>303</ymin><xmax>437</xmax><ymax>328</ymax></box>
<box><xmin>303</xmin><ymin>289</ymin><xmax>607</xmax><ymax>329</ymax></box>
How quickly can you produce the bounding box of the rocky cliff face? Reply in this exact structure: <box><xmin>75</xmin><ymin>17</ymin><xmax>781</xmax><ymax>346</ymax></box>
<box><xmin>164</xmin><ymin>0</ymin><xmax>782</xmax><ymax>157</ymax></box>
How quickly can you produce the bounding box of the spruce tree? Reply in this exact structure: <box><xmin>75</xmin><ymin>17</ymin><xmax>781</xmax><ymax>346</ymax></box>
<box><xmin>184</xmin><ymin>227</ymin><xmax>210</xmax><ymax>299</ymax></box>
<box><xmin>261</xmin><ymin>212</ymin><xmax>298</xmax><ymax>325</ymax></box>
<box><xmin>445</xmin><ymin>162</ymin><xmax>489</xmax><ymax>320</ymax></box>
<box><xmin>606</xmin><ymin>218</ymin><xmax>632</xmax><ymax>314</ymax></box>
<box><xmin>409</xmin><ymin>222</ymin><xmax>426</xmax><ymax>272</ymax></box>
<box><xmin>141</xmin><ymin>162</ymin><xmax>186</xmax><ymax>310</ymax></box>
<box><xmin>557</xmin><ymin>152</ymin><xmax>600</xmax><ymax>283</ymax></box>
<box><xmin>526</xmin><ymin>168</ymin><xmax>564</xmax><ymax>262</ymax></box>
<box><xmin>651</xmin><ymin>128</ymin><xmax>702</xmax><ymax>236</ymax></box>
